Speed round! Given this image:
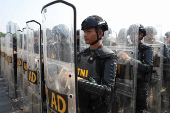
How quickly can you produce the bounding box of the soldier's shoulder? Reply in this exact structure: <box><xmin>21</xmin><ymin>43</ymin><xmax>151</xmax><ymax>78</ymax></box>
<box><xmin>140</xmin><ymin>43</ymin><xmax>152</xmax><ymax>50</ymax></box>
<box><xmin>96</xmin><ymin>46</ymin><xmax>117</xmax><ymax>59</ymax></box>
<box><xmin>78</xmin><ymin>48</ymin><xmax>89</xmax><ymax>55</ymax></box>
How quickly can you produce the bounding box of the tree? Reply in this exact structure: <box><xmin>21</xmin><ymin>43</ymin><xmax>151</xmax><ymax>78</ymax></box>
<box><xmin>0</xmin><ymin>32</ymin><xmax>6</xmax><ymax>37</ymax></box>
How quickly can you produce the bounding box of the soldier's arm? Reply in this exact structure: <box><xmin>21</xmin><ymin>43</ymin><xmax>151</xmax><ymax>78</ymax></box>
<box><xmin>163</xmin><ymin>44</ymin><xmax>170</xmax><ymax>63</ymax></box>
<box><xmin>78</xmin><ymin>58</ymin><xmax>117</xmax><ymax>97</ymax></box>
<box><xmin>131</xmin><ymin>47</ymin><xmax>153</xmax><ymax>72</ymax></box>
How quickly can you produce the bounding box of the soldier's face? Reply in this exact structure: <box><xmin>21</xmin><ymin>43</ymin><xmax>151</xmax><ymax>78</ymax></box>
<box><xmin>34</xmin><ymin>36</ymin><xmax>38</xmax><ymax>43</ymax></box>
<box><xmin>145</xmin><ymin>33</ymin><xmax>153</xmax><ymax>40</ymax></box>
<box><xmin>77</xmin><ymin>35</ymin><xmax>80</xmax><ymax>39</ymax></box>
<box><xmin>167</xmin><ymin>37</ymin><xmax>170</xmax><ymax>43</ymax></box>
<box><xmin>83</xmin><ymin>28</ymin><xmax>97</xmax><ymax>44</ymax></box>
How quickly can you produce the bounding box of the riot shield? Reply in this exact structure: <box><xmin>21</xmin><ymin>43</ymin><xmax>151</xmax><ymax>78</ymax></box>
<box><xmin>42</xmin><ymin>0</ymin><xmax>78</xmax><ymax>112</ymax></box>
<box><xmin>105</xmin><ymin>24</ymin><xmax>138</xmax><ymax>113</ymax></box>
<box><xmin>161</xmin><ymin>31</ymin><xmax>170</xmax><ymax>112</ymax></box>
<box><xmin>143</xmin><ymin>25</ymin><xmax>163</xmax><ymax>113</ymax></box>
<box><xmin>0</xmin><ymin>37</ymin><xmax>1</xmax><ymax>77</ymax></box>
<box><xmin>8</xmin><ymin>32</ymin><xmax>16</xmax><ymax>99</ymax></box>
<box><xmin>102</xmin><ymin>27</ymin><xmax>117</xmax><ymax>46</ymax></box>
<box><xmin>22</xmin><ymin>28</ymin><xmax>29</xmax><ymax>113</ymax></box>
<box><xmin>26</xmin><ymin>20</ymin><xmax>42</xmax><ymax>113</ymax></box>
<box><xmin>5</xmin><ymin>33</ymin><xmax>13</xmax><ymax>94</ymax></box>
<box><xmin>17</xmin><ymin>30</ymin><xmax>23</xmax><ymax>109</ymax></box>
<box><xmin>1</xmin><ymin>37</ymin><xmax>5</xmax><ymax>79</ymax></box>
<box><xmin>5</xmin><ymin>34</ymin><xmax>9</xmax><ymax>92</ymax></box>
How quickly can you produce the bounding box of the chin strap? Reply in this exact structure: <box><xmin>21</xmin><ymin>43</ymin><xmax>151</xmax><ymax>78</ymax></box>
<box><xmin>90</xmin><ymin>28</ymin><xmax>102</xmax><ymax>45</ymax></box>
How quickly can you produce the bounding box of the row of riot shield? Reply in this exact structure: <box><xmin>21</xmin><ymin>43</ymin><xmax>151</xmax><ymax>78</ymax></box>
<box><xmin>15</xmin><ymin>21</ymin><xmax>43</xmax><ymax>113</ymax></box>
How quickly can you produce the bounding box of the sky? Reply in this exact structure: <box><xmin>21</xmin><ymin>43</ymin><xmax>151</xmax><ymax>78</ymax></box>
<box><xmin>0</xmin><ymin>0</ymin><xmax>170</xmax><ymax>36</ymax></box>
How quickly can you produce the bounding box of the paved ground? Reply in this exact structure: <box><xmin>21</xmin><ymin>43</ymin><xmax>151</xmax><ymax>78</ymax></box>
<box><xmin>0</xmin><ymin>77</ymin><xmax>22</xmax><ymax>113</ymax></box>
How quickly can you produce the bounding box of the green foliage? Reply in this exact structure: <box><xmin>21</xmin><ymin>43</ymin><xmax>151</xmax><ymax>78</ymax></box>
<box><xmin>0</xmin><ymin>32</ymin><xmax>6</xmax><ymax>37</ymax></box>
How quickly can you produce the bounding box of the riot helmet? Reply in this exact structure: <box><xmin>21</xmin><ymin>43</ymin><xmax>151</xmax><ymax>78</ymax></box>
<box><xmin>77</xmin><ymin>29</ymin><xmax>80</xmax><ymax>35</ymax></box>
<box><xmin>81</xmin><ymin>15</ymin><xmax>108</xmax><ymax>45</ymax></box>
<box><xmin>117</xmin><ymin>28</ymin><xmax>128</xmax><ymax>43</ymax></box>
<box><xmin>144</xmin><ymin>26</ymin><xmax>157</xmax><ymax>43</ymax></box>
<box><xmin>34</xmin><ymin>31</ymin><xmax>39</xmax><ymax>43</ymax></box>
<box><xmin>165</xmin><ymin>31</ymin><xmax>170</xmax><ymax>43</ymax></box>
<box><xmin>127</xmin><ymin>24</ymin><xmax>146</xmax><ymax>41</ymax></box>
<box><xmin>13</xmin><ymin>36</ymin><xmax>17</xmax><ymax>45</ymax></box>
<box><xmin>103</xmin><ymin>27</ymin><xmax>112</xmax><ymax>39</ymax></box>
<box><xmin>165</xmin><ymin>31</ymin><xmax>170</xmax><ymax>38</ymax></box>
<box><xmin>145</xmin><ymin>26</ymin><xmax>157</xmax><ymax>35</ymax></box>
<box><xmin>52</xmin><ymin>24</ymin><xmax>69</xmax><ymax>42</ymax></box>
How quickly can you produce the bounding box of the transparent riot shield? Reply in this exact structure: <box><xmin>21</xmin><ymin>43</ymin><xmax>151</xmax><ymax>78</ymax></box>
<box><xmin>26</xmin><ymin>20</ymin><xmax>42</xmax><ymax>113</ymax></box>
<box><xmin>5</xmin><ymin>34</ymin><xmax>9</xmax><ymax>92</ymax></box>
<box><xmin>17</xmin><ymin>30</ymin><xmax>23</xmax><ymax>109</ymax></box>
<box><xmin>105</xmin><ymin>24</ymin><xmax>138</xmax><ymax>113</ymax></box>
<box><xmin>143</xmin><ymin>25</ymin><xmax>163</xmax><ymax>113</ymax></box>
<box><xmin>22</xmin><ymin>28</ymin><xmax>29</xmax><ymax>113</ymax></box>
<box><xmin>163</xmin><ymin>42</ymin><xmax>170</xmax><ymax>112</ymax></box>
<box><xmin>102</xmin><ymin>27</ymin><xmax>117</xmax><ymax>46</ymax></box>
<box><xmin>1</xmin><ymin>37</ymin><xmax>5</xmax><ymax>79</ymax></box>
<box><xmin>161</xmin><ymin>30</ymin><xmax>170</xmax><ymax>112</ymax></box>
<box><xmin>0</xmin><ymin>37</ymin><xmax>1</xmax><ymax>77</ymax></box>
<box><xmin>8</xmin><ymin>32</ymin><xmax>16</xmax><ymax>99</ymax></box>
<box><xmin>42</xmin><ymin>1</ymin><xmax>78</xmax><ymax>112</ymax></box>
<box><xmin>5</xmin><ymin>33</ymin><xmax>12</xmax><ymax>94</ymax></box>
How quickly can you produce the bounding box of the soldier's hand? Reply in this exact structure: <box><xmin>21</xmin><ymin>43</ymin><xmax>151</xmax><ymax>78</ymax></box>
<box><xmin>13</xmin><ymin>51</ymin><xmax>17</xmax><ymax>54</ymax></box>
<box><xmin>119</xmin><ymin>53</ymin><xmax>131</xmax><ymax>60</ymax></box>
<box><xmin>78</xmin><ymin>77</ymin><xmax>83</xmax><ymax>81</ymax></box>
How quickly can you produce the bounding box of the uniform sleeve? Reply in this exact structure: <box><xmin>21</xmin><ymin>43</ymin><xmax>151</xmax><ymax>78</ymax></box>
<box><xmin>132</xmin><ymin>47</ymin><xmax>153</xmax><ymax>72</ymax></box>
<box><xmin>163</xmin><ymin>44</ymin><xmax>170</xmax><ymax>63</ymax></box>
<box><xmin>102</xmin><ymin>58</ymin><xmax>117</xmax><ymax>86</ymax></box>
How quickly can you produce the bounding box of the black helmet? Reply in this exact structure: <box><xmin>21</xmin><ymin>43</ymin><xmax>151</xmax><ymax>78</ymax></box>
<box><xmin>77</xmin><ymin>29</ymin><xmax>80</xmax><ymax>35</ymax></box>
<box><xmin>34</xmin><ymin>31</ymin><xmax>39</xmax><ymax>37</ymax></box>
<box><xmin>46</xmin><ymin>28</ymin><xmax>52</xmax><ymax>39</ymax></box>
<box><xmin>127</xmin><ymin>24</ymin><xmax>146</xmax><ymax>40</ymax></box>
<box><xmin>145</xmin><ymin>26</ymin><xmax>157</xmax><ymax>35</ymax></box>
<box><xmin>81</xmin><ymin>15</ymin><xmax>108</xmax><ymax>45</ymax></box>
<box><xmin>118</xmin><ymin>28</ymin><xmax>127</xmax><ymax>38</ymax></box>
<box><xmin>52</xmin><ymin>24</ymin><xmax>69</xmax><ymax>41</ymax></box>
<box><xmin>165</xmin><ymin>31</ymin><xmax>170</xmax><ymax>38</ymax></box>
<box><xmin>81</xmin><ymin>15</ymin><xmax>108</xmax><ymax>32</ymax></box>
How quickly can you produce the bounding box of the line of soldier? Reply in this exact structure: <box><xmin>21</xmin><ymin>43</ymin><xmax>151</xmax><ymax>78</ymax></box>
<box><xmin>1</xmin><ymin>1</ymin><xmax>170</xmax><ymax>113</ymax></box>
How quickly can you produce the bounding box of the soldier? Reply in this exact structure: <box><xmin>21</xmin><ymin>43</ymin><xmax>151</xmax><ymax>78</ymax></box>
<box><xmin>119</xmin><ymin>24</ymin><xmax>153</xmax><ymax>113</ymax></box>
<box><xmin>13</xmin><ymin>36</ymin><xmax>17</xmax><ymax>97</ymax></box>
<box><xmin>34</xmin><ymin>31</ymin><xmax>39</xmax><ymax>54</ymax></box>
<box><xmin>77</xmin><ymin>15</ymin><xmax>117</xmax><ymax>113</ymax></box>
<box><xmin>163</xmin><ymin>31</ymin><xmax>170</xmax><ymax>111</ymax></box>
<box><xmin>165</xmin><ymin>31</ymin><xmax>170</xmax><ymax>53</ymax></box>
<box><xmin>117</xmin><ymin>28</ymin><xmax>131</xmax><ymax>46</ymax></box>
<box><xmin>52</xmin><ymin>24</ymin><xmax>71</xmax><ymax>62</ymax></box>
